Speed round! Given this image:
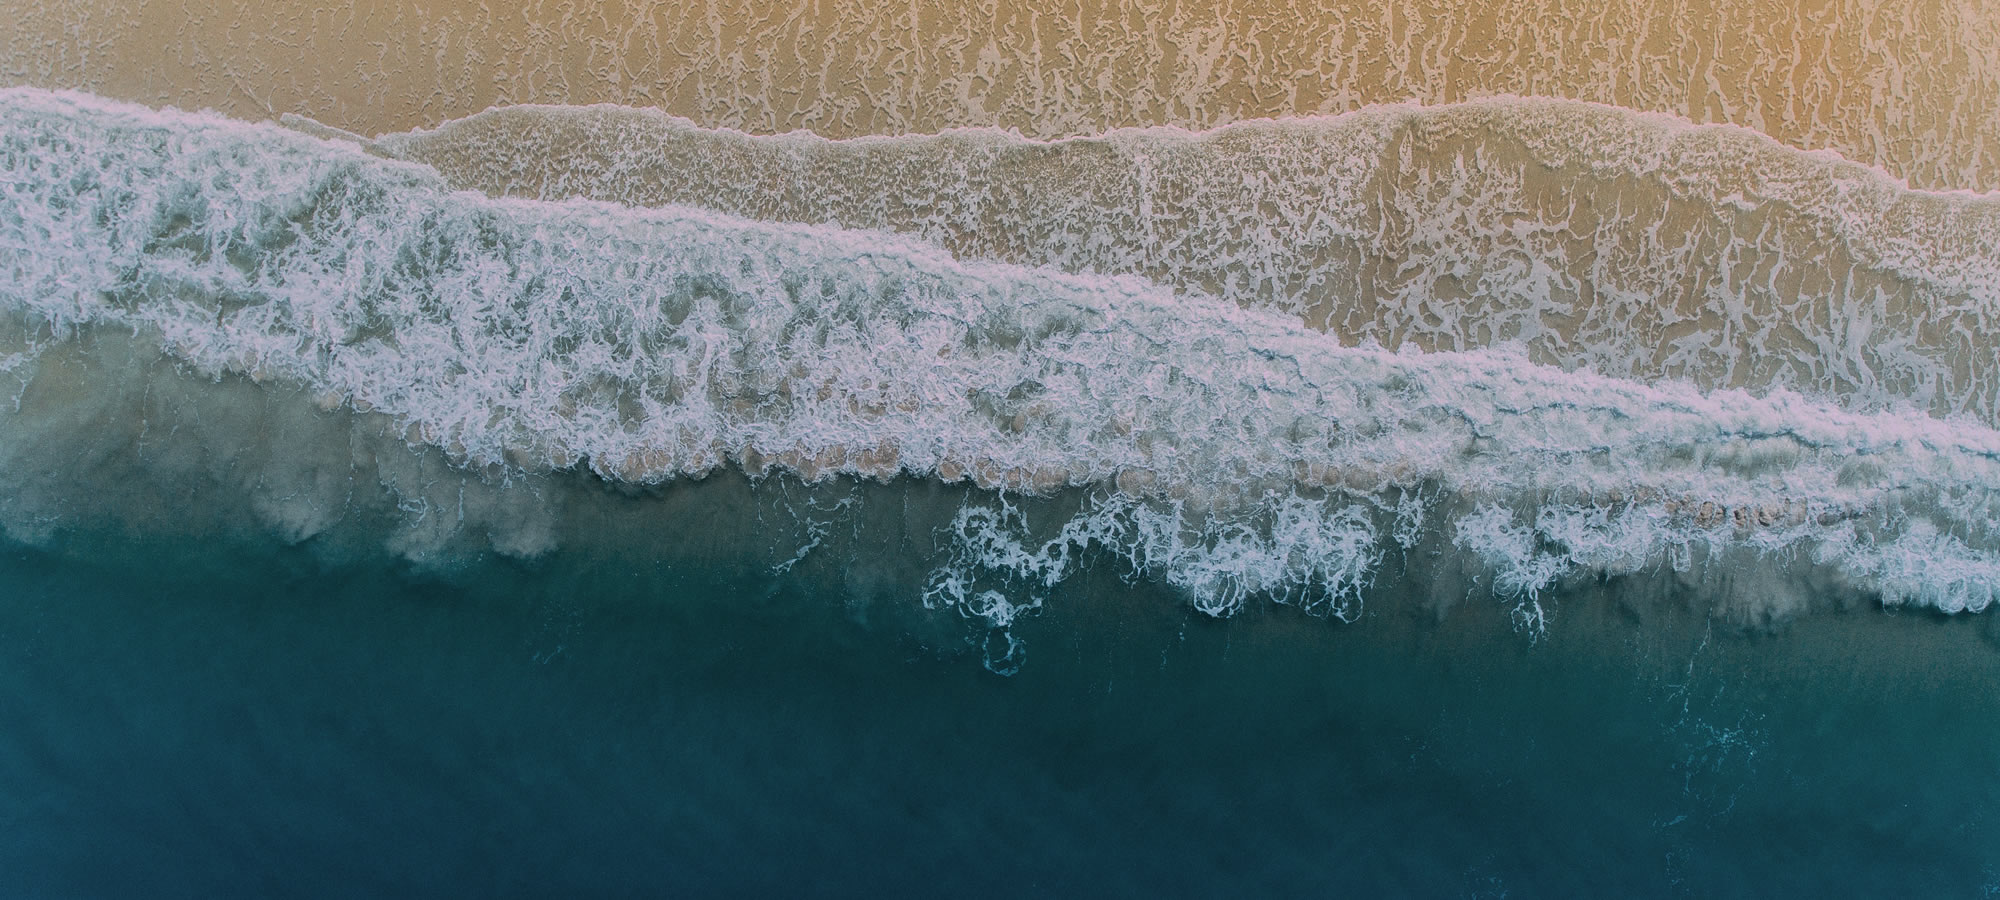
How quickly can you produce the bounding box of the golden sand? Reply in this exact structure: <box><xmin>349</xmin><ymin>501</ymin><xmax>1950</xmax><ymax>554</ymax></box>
<box><xmin>3</xmin><ymin>0</ymin><xmax>1996</xmax><ymax>191</ymax></box>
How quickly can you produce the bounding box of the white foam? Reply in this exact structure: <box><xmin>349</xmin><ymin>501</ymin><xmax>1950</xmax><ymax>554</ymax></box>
<box><xmin>377</xmin><ymin>98</ymin><xmax>2000</xmax><ymax>425</ymax></box>
<box><xmin>10</xmin><ymin>0</ymin><xmax>1998</xmax><ymax>191</ymax></box>
<box><xmin>5</xmin><ymin>89</ymin><xmax>2000</xmax><ymax>629</ymax></box>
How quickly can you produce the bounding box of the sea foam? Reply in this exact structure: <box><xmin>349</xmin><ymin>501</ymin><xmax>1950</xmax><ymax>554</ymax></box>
<box><xmin>380</xmin><ymin>100</ymin><xmax>2000</xmax><ymax>424</ymax></box>
<box><xmin>4</xmin><ymin>89</ymin><xmax>2000</xmax><ymax>638</ymax></box>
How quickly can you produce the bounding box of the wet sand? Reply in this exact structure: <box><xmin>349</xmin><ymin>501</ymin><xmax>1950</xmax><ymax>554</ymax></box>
<box><xmin>3</xmin><ymin>0</ymin><xmax>1996</xmax><ymax>190</ymax></box>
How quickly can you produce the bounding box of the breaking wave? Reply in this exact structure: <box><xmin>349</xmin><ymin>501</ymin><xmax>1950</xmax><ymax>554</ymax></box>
<box><xmin>5</xmin><ymin>88</ymin><xmax>2000</xmax><ymax>656</ymax></box>
<box><xmin>382</xmin><ymin>99</ymin><xmax>2000</xmax><ymax>423</ymax></box>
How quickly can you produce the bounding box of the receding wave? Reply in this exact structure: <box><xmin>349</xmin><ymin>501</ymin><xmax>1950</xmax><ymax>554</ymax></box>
<box><xmin>5</xmin><ymin>89</ymin><xmax>2000</xmax><ymax>654</ymax></box>
<box><xmin>378</xmin><ymin>99</ymin><xmax>2000</xmax><ymax>424</ymax></box>
<box><xmin>7</xmin><ymin>0</ymin><xmax>1997</xmax><ymax>191</ymax></box>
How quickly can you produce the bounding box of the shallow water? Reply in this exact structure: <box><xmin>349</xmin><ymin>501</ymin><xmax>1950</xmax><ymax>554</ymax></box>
<box><xmin>7</xmin><ymin>0</ymin><xmax>1998</xmax><ymax>190</ymax></box>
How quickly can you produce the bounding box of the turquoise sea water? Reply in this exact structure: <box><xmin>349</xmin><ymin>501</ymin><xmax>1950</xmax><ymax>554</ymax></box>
<box><xmin>5</xmin><ymin>88</ymin><xmax>2000</xmax><ymax>895</ymax></box>
<box><xmin>6</xmin><ymin>518</ymin><xmax>2000</xmax><ymax>896</ymax></box>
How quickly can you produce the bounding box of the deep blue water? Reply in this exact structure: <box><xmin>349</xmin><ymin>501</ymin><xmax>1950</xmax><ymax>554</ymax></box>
<box><xmin>4</xmin><ymin>529</ymin><xmax>1997</xmax><ymax>897</ymax></box>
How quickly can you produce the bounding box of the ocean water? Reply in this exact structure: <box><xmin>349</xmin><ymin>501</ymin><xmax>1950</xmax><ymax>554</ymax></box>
<box><xmin>4</xmin><ymin>3</ymin><xmax>2000</xmax><ymax>894</ymax></box>
<box><xmin>8</xmin><ymin>517</ymin><xmax>2000</xmax><ymax>896</ymax></box>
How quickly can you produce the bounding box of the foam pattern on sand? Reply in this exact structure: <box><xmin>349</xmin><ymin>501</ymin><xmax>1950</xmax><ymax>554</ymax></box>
<box><xmin>381</xmin><ymin>100</ymin><xmax>2000</xmax><ymax>424</ymax></box>
<box><xmin>6</xmin><ymin>90</ymin><xmax>2000</xmax><ymax>631</ymax></box>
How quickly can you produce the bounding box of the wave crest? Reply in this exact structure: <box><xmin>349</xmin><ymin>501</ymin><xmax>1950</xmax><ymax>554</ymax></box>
<box><xmin>5</xmin><ymin>90</ymin><xmax>2000</xmax><ymax>631</ymax></box>
<box><xmin>378</xmin><ymin>98</ymin><xmax>2000</xmax><ymax>424</ymax></box>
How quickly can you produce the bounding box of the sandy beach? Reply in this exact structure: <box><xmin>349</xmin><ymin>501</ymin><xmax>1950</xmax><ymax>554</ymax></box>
<box><xmin>4</xmin><ymin>0</ymin><xmax>1996</xmax><ymax>190</ymax></box>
